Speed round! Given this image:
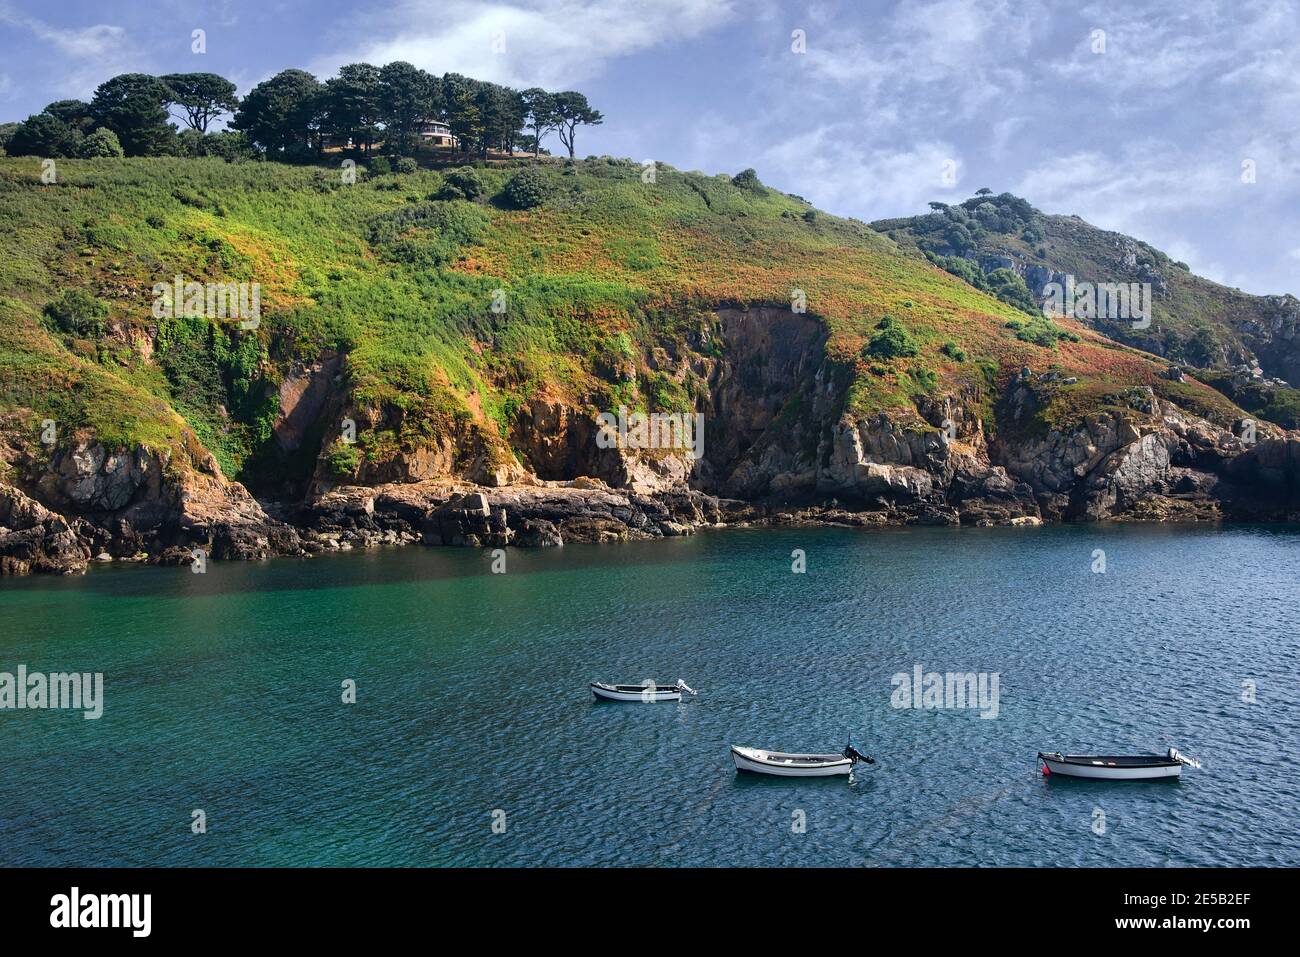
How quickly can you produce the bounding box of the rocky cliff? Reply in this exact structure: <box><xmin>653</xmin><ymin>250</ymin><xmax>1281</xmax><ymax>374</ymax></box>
<box><xmin>7</xmin><ymin>302</ymin><xmax>1300</xmax><ymax>576</ymax></box>
<box><xmin>3</xmin><ymin>158</ymin><xmax>1299</xmax><ymax>576</ymax></box>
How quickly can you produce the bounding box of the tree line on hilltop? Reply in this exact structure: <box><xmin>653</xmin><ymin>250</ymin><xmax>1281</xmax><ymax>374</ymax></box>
<box><xmin>0</xmin><ymin>64</ymin><xmax>603</xmax><ymax>164</ymax></box>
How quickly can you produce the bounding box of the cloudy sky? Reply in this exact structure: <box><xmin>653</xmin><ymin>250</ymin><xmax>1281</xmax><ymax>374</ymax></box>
<box><xmin>3</xmin><ymin>0</ymin><xmax>1298</xmax><ymax>295</ymax></box>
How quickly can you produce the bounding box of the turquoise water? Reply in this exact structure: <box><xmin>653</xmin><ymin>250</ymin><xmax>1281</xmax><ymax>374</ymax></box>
<box><xmin>1</xmin><ymin>524</ymin><xmax>1297</xmax><ymax>867</ymax></box>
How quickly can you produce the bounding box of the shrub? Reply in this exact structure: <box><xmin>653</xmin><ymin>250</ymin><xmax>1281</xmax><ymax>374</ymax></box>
<box><xmin>940</xmin><ymin>341</ymin><xmax>967</xmax><ymax>362</ymax></box>
<box><xmin>910</xmin><ymin>365</ymin><xmax>940</xmax><ymax>393</ymax></box>
<box><xmin>395</xmin><ymin>157</ymin><xmax>419</xmax><ymax>174</ymax></box>
<box><xmin>864</xmin><ymin>316</ymin><xmax>918</xmax><ymax>360</ymax></box>
<box><xmin>44</xmin><ymin>289</ymin><xmax>109</xmax><ymax>338</ymax></box>
<box><xmin>437</xmin><ymin>166</ymin><xmax>484</xmax><ymax>201</ymax></box>
<box><xmin>731</xmin><ymin>168</ymin><xmax>765</xmax><ymax>192</ymax></box>
<box><xmin>943</xmin><ymin>222</ymin><xmax>975</xmax><ymax>253</ymax></box>
<box><xmin>201</xmin><ymin>130</ymin><xmax>256</xmax><ymax>162</ymax></box>
<box><xmin>325</xmin><ymin>439</ymin><xmax>362</xmax><ymax>477</ymax></box>
<box><xmin>501</xmin><ymin>166</ymin><xmax>551</xmax><ymax>209</ymax></box>
<box><xmin>281</xmin><ymin>142</ymin><xmax>318</xmax><ymax>164</ymax></box>
<box><xmin>366</xmin><ymin>200</ymin><xmax>489</xmax><ymax>265</ymax></box>
<box><xmin>368</xmin><ymin>156</ymin><xmax>392</xmax><ymax>176</ymax></box>
<box><xmin>80</xmin><ymin>127</ymin><xmax>124</xmax><ymax>158</ymax></box>
<box><xmin>933</xmin><ymin>253</ymin><xmax>987</xmax><ymax>290</ymax></box>
<box><xmin>984</xmin><ymin>267</ymin><xmax>1039</xmax><ymax>315</ymax></box>
<box><xmin>1013</xmin><ymin>316</ymin><xmax>1075</xmax><ymax>348</ymax></box>
<box><xmin>174</xmin><ymin>128</ymin><xmax>205</xmax><ymax>157</ymax></box>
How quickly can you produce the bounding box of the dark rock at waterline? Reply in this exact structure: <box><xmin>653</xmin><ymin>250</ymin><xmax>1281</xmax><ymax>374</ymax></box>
<box><xmin>0</xmin><ymin>484</ymin><xmax>89</xmax><ymax>575</ymax></box>
<box><xmin>514</xmin><ymin>518</ymin><xmax>563</xmax><ymax>548</ymax></box>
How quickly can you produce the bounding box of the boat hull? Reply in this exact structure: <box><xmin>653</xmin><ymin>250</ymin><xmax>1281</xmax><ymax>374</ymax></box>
<box><xmin>1040</xmin><ymin>754</ymin><xmax>1182</xmax><ymax>780</ymax></box>
<box><xmin>731</xmin><ymin>746</ymin><xmax>853</xmax><ymax>777</ymax></box>
<box><xmin>591</xmin><ymin>683</ymin><xmax>681</xmax><ymax>702</ymax></box>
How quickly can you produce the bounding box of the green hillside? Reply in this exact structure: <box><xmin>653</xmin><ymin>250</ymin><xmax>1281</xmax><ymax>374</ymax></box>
<box><xmin>0</xmin><ymin>156</ymin><xmax>1248</xmax><ymax>498</ymax></box>
<box><xmin>874</xmin><ymin>193</ymin><xmax>1300</xmax><ymax>426</ymax></box>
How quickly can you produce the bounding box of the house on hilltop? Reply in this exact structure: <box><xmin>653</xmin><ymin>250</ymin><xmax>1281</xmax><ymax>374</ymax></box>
<box><xmin>418</xmin><ymin>121</ymin><xmax>458</xmax><ymax>149</ymax></box>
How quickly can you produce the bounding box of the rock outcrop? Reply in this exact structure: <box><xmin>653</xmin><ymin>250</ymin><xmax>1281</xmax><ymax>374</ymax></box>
<box><xmin>0</xmin><ymin>483</ymin><xmax>89</xmax><ymax>575</ymax></box>
<box><xmin>3</xmin><ymin>438</ymin><xmax>300</xmax><ymax>569</ymax></box>
<box><xmin>298</xmin><ymin>478</ymin><xmax>733</xmax><ymax>551</ymax></box>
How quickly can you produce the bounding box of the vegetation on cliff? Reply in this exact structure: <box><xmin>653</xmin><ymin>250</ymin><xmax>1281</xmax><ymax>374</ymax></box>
<box><xmin>0</xmin><ymin>155</ymin><xmax>1251</xmax><ymax>498</ymax></box>
<box><xmin>875</xmin><ymin>193</ymin><xmax>1300</xmax><ymax>426</ymax></box>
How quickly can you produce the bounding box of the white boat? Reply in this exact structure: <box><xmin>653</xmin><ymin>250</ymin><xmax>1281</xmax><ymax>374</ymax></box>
<box><xmin>731</xmin><ymin>743</ymin><xmax>874</xmax><ymax>777</ymax></box>
<box><xmin>590</xmin><ymin>679</ymin><xmax>697</xmax><ymax>702</ymax></box>
<box><xmin>1038</xmin><ymin>747</ymin><xmax>1201</xmax><ymax>781</ymax></box>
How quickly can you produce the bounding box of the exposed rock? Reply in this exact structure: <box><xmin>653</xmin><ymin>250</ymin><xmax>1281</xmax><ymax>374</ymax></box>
<box><xmin>514</xmin><ymin>518</ymin><xmax>563</xmax><ymax>547</ymax></box>
<box><xmin>1080</xmin><ymin>431</ymin><xmax>1174</xmax><ymax>520</ymax></box>
<box><xmin>39</xmin><ymin>441</ymin><xmax>158</xmax><ymax>512</ymax></box>
<box><xmin>0</xmin><ymin>484</ymin><xmax>90</xmax><ymax>575</ymax></box>
<box><xmin>274</xmin><ymin>352</ymin><xmax>342</xmax><ymax>453</ymax></box>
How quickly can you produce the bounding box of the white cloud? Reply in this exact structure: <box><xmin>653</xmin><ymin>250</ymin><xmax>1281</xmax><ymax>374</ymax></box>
<box><xmin>1015</xmin><ymin>148</ymin><xmax>1226</xmax><ymax>230</ymax></box>
<box><xmin>1052</xmin><ymin>9</ymin><xmax>1231</xmax><ymax>93</ymax></box>
<box><xmin>313</xmin><ymin>0</ymin><xmax>736</xmax><ymax>89</ymax></box>
<box><xmin>796</xmin><ymin>0</ymin><xmax>1037</xmax><ymax>123</ymax></box>
<box><xmin>1012</xmin><ymin>145</ymin><xmax>1292</xmax><ymax>290</ymax></box>
<box><xmin>27</xmin><ymin>22</ymin><xmax>126</xmax><ymax>59</ymax></box>
<box><xmin>760</xmin><ymin>126</ymin><xmax>966</xmax><ymax>217</ymax></box>
<box><xmin>0</xmin><ymin>7</ymin><xmax>147</xmax><ymax>99</ymax></box>
<box><xmin>1160</xmin><ymin>238</ymin><xmax>1237</xmax><ymax>287</ymax></box>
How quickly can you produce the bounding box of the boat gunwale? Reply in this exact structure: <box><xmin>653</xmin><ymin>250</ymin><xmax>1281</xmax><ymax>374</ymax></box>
<box><xmin>731</xmin><ymin>746</ymin><xmax>851</xmax><ymax>767</ymax></box>
<box><xmin>591</xmin><ymin>682</ymin><xmax>682</xmax><ymax>693</ymax></box>
<box><xmin>1038</xmin><ymin>751</ymin><xmax>1181</xmax><ymax>768</ymax></box>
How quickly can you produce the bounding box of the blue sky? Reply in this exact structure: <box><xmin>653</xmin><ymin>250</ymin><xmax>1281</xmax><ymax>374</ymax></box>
<box><xmin>3</xmin><ymin>0</ymin><xmax>1299</xmax><ymax>296</ymax></box>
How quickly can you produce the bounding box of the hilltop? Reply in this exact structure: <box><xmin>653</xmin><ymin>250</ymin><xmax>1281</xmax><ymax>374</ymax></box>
<box><xmin>1</xmin><ymin>155</ymin><xmax>1298</xmax><ymax>575</ymax></box>
<box><xmin>873</xmin><ymin>192</ymin><xmax>1300</xmax><ymax>427</ymax></box>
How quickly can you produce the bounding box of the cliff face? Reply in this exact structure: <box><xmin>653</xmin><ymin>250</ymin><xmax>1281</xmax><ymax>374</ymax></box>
<box><xmin>11</xmin><ymin>302</ymin><xmax>1300</xmax><ymax>576</ymax></box>
<box><xmin>3</xmin><ymin>158</ymin><xmax>1299</xmax><ymax>575</ymax></box>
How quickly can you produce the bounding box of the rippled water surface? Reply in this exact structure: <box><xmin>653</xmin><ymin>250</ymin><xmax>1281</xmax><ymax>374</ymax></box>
<box><xmin>1</xmin><ymin>524</ymin><xmax>1297</xmax><ymax>866</ymax></box>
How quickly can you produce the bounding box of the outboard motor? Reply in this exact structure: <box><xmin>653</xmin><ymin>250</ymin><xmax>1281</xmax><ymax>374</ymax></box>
<box><xmin>1168</xmin><ymin>747</ymin><xmax>1201</xmax><ymax>769</ymax></box>
<box><xmin>842</xmin><ymin>743</ymin><xmax>875</xmax><ymax>765</ymax></box>
<box><xmin>675</xmin><ymin>680</ymin><xmax>698</xmax><ymax>696</ymax></box>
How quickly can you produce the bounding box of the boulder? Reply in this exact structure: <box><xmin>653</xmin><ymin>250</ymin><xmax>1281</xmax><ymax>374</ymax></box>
<box><xmin>0</xmin><ymin>484</ymin><xmax>90</xmax><ymax>575</ymax></box>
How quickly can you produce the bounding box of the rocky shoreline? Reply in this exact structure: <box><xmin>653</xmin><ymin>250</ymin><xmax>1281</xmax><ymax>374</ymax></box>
<box><xmin>0</xmin><ymin>475</ymin><xmax>996</xmax><ymax>576</ymax></box>
<box><xmin>2</xmin><ymin>457</ymin><xmax>1295</xmax><ymax>578</ymax></box>
<box><xmin>5</xmin><ymin>357</ymin><xmax>1300</xmax><ymax>577</ymax></box>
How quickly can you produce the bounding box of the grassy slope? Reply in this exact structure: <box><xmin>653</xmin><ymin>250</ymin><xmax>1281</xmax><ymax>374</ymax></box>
<box><xmin>0</xmin><ymin>156</ymin><xmax>1245</xmax><ymax>489</ymax></box>
<box><xmin>875</xmin><ymin>201</ymin><xmax>1300</xmax><ymax>426</ymax></box>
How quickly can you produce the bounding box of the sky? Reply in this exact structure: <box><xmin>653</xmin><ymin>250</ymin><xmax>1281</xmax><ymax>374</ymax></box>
<box><xmin>2</xmin><ymin>0</ymin><xmax>1299</xmax><ymax>296</ymax></box>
